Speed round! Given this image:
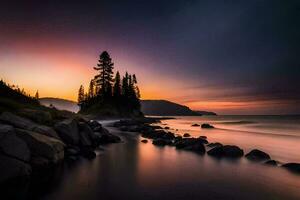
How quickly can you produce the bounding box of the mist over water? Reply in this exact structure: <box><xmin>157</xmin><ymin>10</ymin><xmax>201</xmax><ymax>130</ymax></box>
<box><xmin>37</xmin><ymin>117</ymin><xmax>300</xmax><ymax>200</ymax></box>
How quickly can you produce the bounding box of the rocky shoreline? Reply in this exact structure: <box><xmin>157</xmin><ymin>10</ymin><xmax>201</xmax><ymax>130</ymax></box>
<box><xmin>0</xmin><ymin>112</ymin><xmax>121</xmax><ymax>199</ymax></box>
<box><xmin>112</xmin><ymin>119</ymin><xmax>300</xmax><ymax>174</ymax></box>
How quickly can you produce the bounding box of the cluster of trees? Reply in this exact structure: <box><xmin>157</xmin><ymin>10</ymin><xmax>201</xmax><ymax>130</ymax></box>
<box><xmin>0</xmin><ymin>79</ymin><xmax>39</xmax><ymax>100</ymax></box>
<box><xmin>78</xmin><ymin>51</ymin><xmax>141</xmax><ymax>116</ymax></box>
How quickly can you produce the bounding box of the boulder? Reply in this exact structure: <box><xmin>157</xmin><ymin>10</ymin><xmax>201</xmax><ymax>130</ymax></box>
<box><xmin>164</xmin><ymin>127</ymin><xmax>170</xmax><ymax>130</ymax></box>
<box><xmin>201</xmin><ymin>123</ymin><xmax>214</xmax><ymax>129</ymax></box>
<box><xmin>88</xmin><ymin>120</ymin><xmax>102</xmax><ymax>131</ymax></box>
<box><xmin>182</xmin><ymin>143</ymin><xmax>205</xmax><ymax>154</ymax></box>
<box><xmin>141</xmin><ymin>139</ymin><xmax>148</xmax><ymax>143</ymax></box>
<box><xmin>0</xmin><ymin>125</ymin><xmax>30</xmax><ymax>162</ymax></box>
<box><xmin>282</xmin><ymin>163</ymin><xmax>300</xmax><ymax>174</ymax></box>
<box><xmin>0</xmin><ymin>112</ymin><xmax>59</xmax><ymax>139</ymax></box>
<box><xmin>207</xmin><ymin>142</ymin><xmax>222</xmax><ymax>148</ymax></box>
<box><xmin>191</xmin><ymin>124</ymin><xmax>200</xmax><ymax>127</ymax></box>
<box><xmin>80</xmin><ymin>147</ymin><xmax>96</xmax><ymax>159</ymax></box>
<box><xmin>78</xmin><ymin>122</ymin><xmax>95</xmax><ymax>147</ymax></box>
<box><xmin>15</xmin><ymin>128</ymin><xmax>65</xmax><ymax>164</ymax></box>
<box><xmin>207</xmin><ymin>145</ymin><xmax>244</xmax><ymax>159</ymax></box>
<box><xmin>152</xmin><ymin>138</ymin><xmax>171</xmax><ymax>146</ymax></box>
<box><xmin>0</xmin><ymin>154</ymin><xmax>31</xmax><ymax>186</ymax></box>
<box><xmin>18</xmin><ymin>109</ymin><xmax>53</xmax><ymax>125</ymax></box>
<box><xmin>264</xmin><ymin>160</ymin><xmax>279</xmax><ymax>166</ymax></box>
<box><xmin>199</xmin><ymin>136</ymin><xmax>207</xmax><ymax>139</ymax></box>
<box><xmin>97</xmin><ymin>131</ymin><xmax>121</xmax><ymax>144</ymax></box>
<box><xmin>175</xmin><ymin>138</ymin><xmax>206</xmax><ymax>149</ymax></box>
<box><xmin>183</xmin><ymin>133</ymin><xmax>191</xmax><ymax>137</ymax></box>
<box><xmin>54</xmin><ymin>118</ymin><xmax>80</xmax><ymax>145</ymax></box>
<box><xmin>245</xmin><ymin>149</ymin><xmax>271</xmax><ymax>161</ymax></box>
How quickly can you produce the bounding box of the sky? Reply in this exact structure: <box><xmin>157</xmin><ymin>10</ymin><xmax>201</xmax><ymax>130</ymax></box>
<box><xmin>1</xmin><ymin>0</ymin><xmax>300</xmax><ymax>114</ymax></box>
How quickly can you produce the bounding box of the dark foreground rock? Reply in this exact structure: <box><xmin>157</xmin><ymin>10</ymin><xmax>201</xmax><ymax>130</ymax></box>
<box><xmin>207</xmin><ymin>142</ymin><xmax>222</xmax><ymax>148</ymax></box>
<box><xmin>245</xmin><ymin>149</ymin><xmax>271</xmax><ymax>162</ymax></box>
<box><xmin>191</xmin><ymin>124</ymin><xmax>200</xmax><ymax>127</ymax></box>
<box><xmin>201</xmin><ymin>123</ymin><xmax>214</xmax><ymax>129</ymax></box>
<box><xmin>183</xmin><ymin>133</ymin><xmax>191</xmax><ymax>137</ymax></box>
<box><xmin>208</xmin><ymin>145</ymin><xmax>244</xmax><ymax>159</ymax></box>
<box><xmin>282</xmin><ymin>163</ymin><xmax>300</xmax><ymax>174</ymax></box>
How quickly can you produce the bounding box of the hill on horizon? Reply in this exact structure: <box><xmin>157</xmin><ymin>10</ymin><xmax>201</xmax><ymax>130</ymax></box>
<box><xmin>39</xmin><ymin>97</ymin><xmax>79</xmax><ymax>113</ymax></box>
<box><xmin>141</xmin><ymin>100</ymin><xmax>216</xmax><ymax>116</ymax></box>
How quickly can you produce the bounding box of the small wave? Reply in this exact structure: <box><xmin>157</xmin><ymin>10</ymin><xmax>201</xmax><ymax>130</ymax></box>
<box><xmin>219</xmin><ymin>120</ymin><xmax>256</xmax><ymax>125</ymax></box>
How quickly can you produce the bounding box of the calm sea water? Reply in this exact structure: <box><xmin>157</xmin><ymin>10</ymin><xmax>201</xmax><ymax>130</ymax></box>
<box><xmin>36</xmin><ymin>116</ymin><xmax>300</xmax><ymax>200</ymax></box>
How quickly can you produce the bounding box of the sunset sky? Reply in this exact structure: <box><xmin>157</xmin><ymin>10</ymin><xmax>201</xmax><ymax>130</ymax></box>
<box><xmin>1</xmin><ymin>0</ymin><xmax>299</xmax><ymax>114</ymax></box>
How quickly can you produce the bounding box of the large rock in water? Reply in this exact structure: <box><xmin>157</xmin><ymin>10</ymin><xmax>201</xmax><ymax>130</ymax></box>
<box><xmin>54</xmin><ymin>118</ymin><xmax>80</xmax><ymax>145</ymax></box>
<box><xmin>245</xmin><ymin>149</ymin><xmax>271</xmax><ymax>161</ymax></box>
<box><xmin>282</xmin><ymin>163</ymin><xmax>300</xmax><ymax>174</ymax></box>
<box><xmin>78</xmin><ymin>122</ymin><xmax>94</xmax><ymax>147</ymax></box>
<box><xmin>0</xmin><ymin>112</ymin><xmax>59</xmax><ymax>139</ymax></box>
<box><xmin>0</xmin><ymin>124</ymin><xmax>30</xmax><ymax>162</ymax></box>
<box><xmin>201</xmin><ymin>123</ymin><xmax>214</xmax><ymax>129</ymax></box>
<box><xmin>208</xmin><ymin>145</ymin><xmax>244</xmax><ymax>159</ymax></box>
<box><xmin>15</xmin><ymin>128</ymin><xmax>65</xmax><ymax>164</ymax></box>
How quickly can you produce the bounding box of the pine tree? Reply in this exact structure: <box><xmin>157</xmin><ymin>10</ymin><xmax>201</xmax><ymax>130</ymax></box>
<box><xmin>122</xmin><ymin>72</ymin><xmax>129</xmax><ymax>97</ymax></box>
<box><xmin>113</xmin><ymin>71</ymin><xmax>121</xmax><ymax>97</ymax></box>
<box><xmin>88</xmin><ymin>80</ymin><xmax>95</xmax><ymax>98</ymax></box>
<box><xmin>93</xmin><ymin>51</ymin><xmax>114</xmax><ymax>96</ymax></box>
<box><xmin>132</xmin><ymin>74</ymin><xmax>140</xmax><ymax>98</ymax></box>
<box><xmin>78</xmin><ymin>85</ymin><xmax>85</xmax><ymax>106</ymax></box>
<box><xmin>35</xmin><ymin>90</ymin><xmax>39</xmax><ymax>99</ymax></box>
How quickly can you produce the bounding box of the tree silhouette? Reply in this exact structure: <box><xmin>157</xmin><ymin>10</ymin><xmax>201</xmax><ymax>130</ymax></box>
<box><xmin>113</xmin><ymin>71</ymin><xmax>121</xmax><ymax>97</ymax></box>
<box><xmin>88</xmin><ymin>79</ymin><xmax>95</xmax><ymax>98</ymax></box>
<box><xmin>35</xmin><ymin>90</ymin><xmax>39</xmax><ymax>99</ymax></box>
<box><xmin>94</xmin><ymin>51</ymin><xmax>114</xmax><ymax>97</ymax></box>
<box><xmin>78</xmin><ymin>85</ymin><xmax>85</xmax><ymax>106</ymax></box>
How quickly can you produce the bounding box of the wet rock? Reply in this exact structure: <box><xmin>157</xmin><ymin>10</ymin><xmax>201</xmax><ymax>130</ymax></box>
<box><xmin>245</xmin><ymin>149</ymin><xmax>271</xmax><ymax>161</ymax></box>
<box><xmin>78</xmin><ymin>122</ymin><xmax>94</xmax><ymax>147</ymax></box>
<box><xmin>182</xmin><ymin>143</ymin><xmax>206</xmax><ymax>154</ymax></box>
<box><xmin>191</xmin><ymin>124</ymin><xmax>200</xmax><ymax>127</ymax></box>
<box><xmin>201</xmin><ymin>123</ymin><xmax>214</xmax><ymax>129</ymax></box>
<box><xmin>282</xmin><ymin>163</ymin><xmax>300</xmax><ymax>174</ymax></box>
<box><xmin>54</xmin><ymin>118</ymin><xmax>80</xmax><ymax>145</ymax></box>
<box><xmin>0</xmin><ymin>112</ymin><xmax>59</xmax><ymax>139</ymax></box>
<box><xmin>264</xmin><ymin>160</ymin><xmax>279</xmax><ymax>166</ymax></box>
<box><xmin>152</xmin><ymin>138</ymin><xmax>172</xmax><ymax>146</ymax></box>
<box><xmin>183</xmin><ymin>133</ymin><xmax>191</xmax><ymax>137</ymax></box>
<box><xmin>0</xmin><ymin>125</ymin><xmax>30</xmax><ymax>162</ymax></box>
<box><xmin>88</xmin><ymin>120</ymin><xmax>102</xmax><ymax>131</ymax></box>
<box><xmin>175</xmin><ymin>138</ymin><xmax>206</xmax><ymax>149</ymax></box>
<box><xmin>15</xmin><ymin>128</ymin><xmax>65</xmax><ymax>164</ymax></box>
<box><xmin>207</xmin><ymin>145</ymin><xmax>244</xmax><ymax>159</ymax></box>
<box><xmin>80</xmin><ymin>147</ymin><xmax>96</xmax><ymax>159</ymax></box>
<box><xmin>141</xmin><ymin>139</ymin><xmax>148</xmax><ymax>143</ymax></box>
<box><xmin>199</xmin><ymin>136</ymin><xmax>207</xmax><ymax>139</ymax></box>
<box><xmin>164</xmin><ymin>127</ymin><xmax>170</xmax><ymax>130</ymax></box>
<box><xmin>207</xmin><ymin>142</ymin><xmax>222</xmax><ymax>148</ymax></box>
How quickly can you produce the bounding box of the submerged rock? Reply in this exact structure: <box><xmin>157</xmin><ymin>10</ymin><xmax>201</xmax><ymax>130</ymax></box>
<box><xmin>245</xmin><ymin>149</ymin><xmax>271</xmax><ymax>162</ymax></box>
<box><xmin>141</xmin><ymin>139</ymin><xmax>148</xmax><ymax>143</ymax></box>
<box><xmin>182</xmin><ymin>143</ymin><xmax>205</xmax><ymax>154</ymax></box>
<box><xmin>282</xmin><ymin>163</ymin><xmax>300</xmax><ymax>174</ymax></box>
<box><xmin>199</xmin><ymin>136</ymin><xmax>207</xmax><ymax>139</ymax></box>
<box><xmin>201</xmin><ymin>123</ymin><xmax>214</xmax><ymax>129</ymax></box>
<box><xmin>207</xmin><ymin>145</ymin><xmax>244</xmax><ymax>159</ymax></box>
<box><xmin>152</xmin><ymin>138</ymin><xmax>172</xmax><ymax>146</ymax></box>
<box><xmin>191</xmin><ymin>124</ymin><xmax>200</xmax><ymax>127</ymax></box>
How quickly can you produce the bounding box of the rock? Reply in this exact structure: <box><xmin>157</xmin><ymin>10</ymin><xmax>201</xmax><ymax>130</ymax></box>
<box><xmin>78</xmin><ymin>122</ymin><xmax>94</xmax><ymax>147</ymax></box>
<box><xmin>164</xmin><ymin>127</ymin><xmax>170</xmax><ymax>130</ymax></box>
<box><xmin>65</xmin><ymin>147</ymin><xmax>80</xmax><ymax>156</ymax></box>
<box><xmin>97</xmin><ymin>131</ymin><xmax>121</xmax><ymax>144</ymax></box>
<box><xmin>152</xmin><ymin>138</ymin><xmax>171</xmax><ymax>146</ymax></box>
<box><xmin>0</xmin><ymin>154</ymin><xmax>31</xmax><ymax>187</ymax></box>
<box><xmin>207</xmin><ymin>142</ymin><xmax>222</xmax><ymax>148</ymax></box>
<box><xmin>80</xmin><ymin>147</ymin><xmax>96</xmax><ymax>159</ymax></box>
<box><xmin>0</xmin><ymin>125</ymin><xmax>30</xmax><ymax>162</ymax></box>
<box><xmin>207</xmin><ymin>145</ymin><xmax>244</xmax><ymax>159</ymax></box>
<box><xmin>88</xmin><ymin>120</ymin><xmax>101</xmax><ymax>130</ymax></box>
<box><xmin>18</xmin><ymin>109</ymin><xmax>53</xmax><ymax>125</ymax></box>
<box><xmin>183</xmin><ymin>143</ymin><xmax>206</xmax><ymax>154</ymax></box>
<box><xmin>201</xmin><ymin>123</ymin><xmax>214</xmax><ymax>129</ymax></box>
<box><xmin>282</xmin><ymin>163</ymin><xmax>300</xmax><ymax>174</ymax></box>
<box><xmin>54</xmin><ymin>118</ymin><xmax>80</xmax><ymax>145</ymax></box>
<box><xmin>264</xmin><ymin>160</ymin><xmax>279</xmax><ymax>166</ymax></box>
<box><xmin>175</xmin><ymin>138</ymin><xmax>206</xmax><ymax>149</ymax></box>
<box><xmin>141</xmin><ymin>139</ymin><xmax>148</xmax><ymax>143</ymax></box>
<box><xmin>191</xmin><ymin>124</ymin><xmax>200</xmax><ymax>127</ymax></box>
<box><xmin>245</xmin><ymin>149</ymin><xmax>271</xmax><ymax>161</ymax></box>
<box><xmin>183</xmin><ymin>133</ymin><xmax>191</xmax><ymax>137</ymax></box>
<box><xmin>199</xmin><ymin>136</ymin><xmax>207</xmax><ymax>139</ymax></box>
<box><xmin>15</xmin><ymin>128</ymin><xmax>65</xmax><ymax>164</ymax></box>
<box><xmin>0</xmin><ymin>112</ymin><xmax>59</xmax><ymax>139</ymax></box>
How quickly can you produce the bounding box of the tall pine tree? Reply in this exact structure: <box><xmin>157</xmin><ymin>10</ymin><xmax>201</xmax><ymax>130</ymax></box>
<box><xmin>78</xmin><ymin>85</ymin><xmax>85</xmax><ymax>106</ymax></box>
<box><xmin>93</xmin><ymin>51</ymin><xmax>114</xmax><ymax>97</ymax></box>
<box><xmin>113</xmin><ymin>71</ymin><xmax>121</xmax><ymax>97</ymax></box>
